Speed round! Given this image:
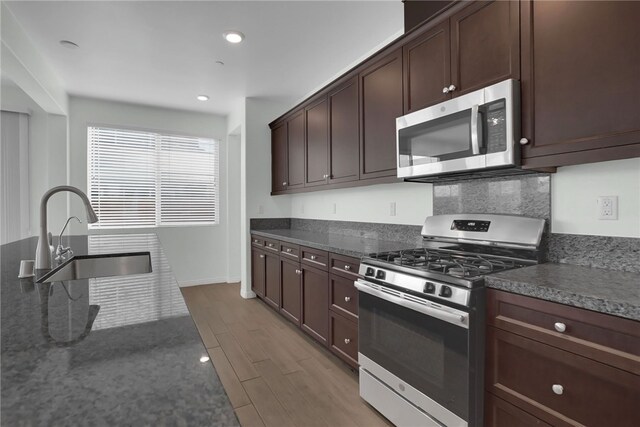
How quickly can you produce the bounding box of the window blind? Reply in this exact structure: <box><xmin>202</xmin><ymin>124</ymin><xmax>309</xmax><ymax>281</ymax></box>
<box><xmin>88</xmin><ymin>126</ymin><xmax>218</xmax><ymax>229</ymax></box>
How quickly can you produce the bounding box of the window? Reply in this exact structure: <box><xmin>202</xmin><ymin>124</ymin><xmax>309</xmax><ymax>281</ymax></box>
<box><xmin>88</xmin><ymin>126</ymin><xmax>219</xmax><ymax>229</ymax></box>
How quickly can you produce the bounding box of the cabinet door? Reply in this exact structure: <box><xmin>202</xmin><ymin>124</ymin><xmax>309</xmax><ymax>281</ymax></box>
<box><xmin>301</xmin><ymin>265</ymin><xmax>329</xmax><ymax>345</ymax></box>
<box><xmin>450</xmin><ymin>0</ymin><xmax>520</xmax><ymax>96</ymax></box>
<box><xmin>251</xmin><ymin>249</ymin><xmax>265</xmax><ymax>297</ymax></box>
<box><xmin>280</xmin><ymin>259</ymin><xmax>301</xmax><ymax>326</ymax></box>
<box><xmin>263</xmin><ymin>251</ymin><xmax>281</xmax><ymax>310</ymax></box>
<box><xmin>271</xmin><ymin>122</ymin><xmax>288</xmax><ymax>193</ymax></box>
<box><xmin>521</xmin><ymin>0</ymin><xmax>640</xmax><ymax>168</ymax></box>
<box><xmin>305</xmin><ymin>97</ymin><xmax>329</xmax><ymax>187</ymax></box>
<box><xmin>403</xmin><ymin>21</ymin><xmax>451</xmax><ymax>113</ymax></box>
<box><xmin>328</xmin><ymin>76</ymin><xmax>359</xmax><ymax>183</ymax></box>
<box><xmin>286</xmin><ymin>110</ymin><xmax>305</xmax><ymax>189</ymax></box>
<box><xmin>360</xmin><ymin>48</ymin><xmax>404</xmax><ymax>180</ymax></box>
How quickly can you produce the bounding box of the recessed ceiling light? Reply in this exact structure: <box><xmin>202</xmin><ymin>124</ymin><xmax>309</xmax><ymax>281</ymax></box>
<box><xmin>223</xmin><ymin>31</ymin><xmax>245</xmax><ymax>44</ymax></box>
<box><xmin>200</xmin><ymin>356</ymin><xmax>210</xmax><ymax>363</ymax></box>
<box><xmin>59</xmin><ymin>40</ymin><xmax>79</xmax><ymax>49</ymax></box>
<box><xmin>197</xmin><ymin>95</ymin><xmax>209</xmax><ymax>101</ymax></box>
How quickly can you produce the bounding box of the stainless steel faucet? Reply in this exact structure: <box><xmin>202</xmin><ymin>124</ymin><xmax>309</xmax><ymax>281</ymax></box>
<box><xmin>35</xmin><ymin>186</ymin><xmax>98</xmax><ymax>270</ymax></box>
<box><xmin>56</xmin><ymin>216</ymin><xmax>82</xmax><ymax>263</ymax></box>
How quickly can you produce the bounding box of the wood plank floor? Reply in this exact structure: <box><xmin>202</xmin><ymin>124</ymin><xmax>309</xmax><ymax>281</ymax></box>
<box><xmin>181</xmin><ymin>283</ymin><xmax>391</xmax><ymax>427</ymax></box>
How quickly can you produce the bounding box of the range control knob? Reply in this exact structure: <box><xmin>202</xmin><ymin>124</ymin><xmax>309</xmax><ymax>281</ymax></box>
<box><xmin>375</xmin><ymin>270</ymin><xmax>386</xmax><ymax>280</ymax></box>
<box><xmin>439</xmin><ymin>285</ymin><xmax>453</xmax><ymax>298</ymax></box>
<box><xmin>365</xmin><ymin>267</ymin><xmax>375</xmax><ymax>277</ymax></box>
<box><xmin>424</xmin><ymin>282</ymin><xmax>436</xmax><ymax>294</ymax></box>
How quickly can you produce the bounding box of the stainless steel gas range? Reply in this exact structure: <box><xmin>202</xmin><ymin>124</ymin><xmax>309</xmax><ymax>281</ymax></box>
<box><xmin>355</xmin><ymin>214</ymin><xmax>545</xmax><ymax>427</ymax></box>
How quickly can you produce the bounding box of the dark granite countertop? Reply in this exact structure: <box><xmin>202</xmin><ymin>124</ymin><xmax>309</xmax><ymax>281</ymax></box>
<box><xmin>250</xmin><ymin>228</ymin><xmax>422</xmax><ymax>258</ymax></box>
<box><xmin>1</xmin><ymin>234</ymin><xmax>239</xmax><ymax>426</ymax></box>
<box><xmin>486</xmin><ymin>263</ymin><xmax>640</xmax><ymax>321</ymax></box>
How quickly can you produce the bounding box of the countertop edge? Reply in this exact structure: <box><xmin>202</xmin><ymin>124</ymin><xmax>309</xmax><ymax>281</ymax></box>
<box><xmin>485</xmin><ymin>276</ymin><xmax>639</xmax><ymax>321</ymax></box>
<box><xmin>250</xmin><ymin>229</ymin><xmax>368</xmax><ymax>258</ymax></box>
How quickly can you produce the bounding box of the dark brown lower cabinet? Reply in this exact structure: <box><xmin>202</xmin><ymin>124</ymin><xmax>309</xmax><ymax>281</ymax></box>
<box><xmin>263</xmin><ymin>251</ymin><xmax>280</xmax><ymax>310</ymax></box>
<box><xmin>250</xmin><ymin>249</ymin><xmax>265</xmax><ymax>297</ymax></box>
<box><xmin>329</xmin><ymin>311</ymin><xmax>358</xmax><ymax>368</ymax></box>
<box><xmin>280</xmin><ymin>258</ymin><xmax>301</xmax><ymax>326</ymax></box>
<box><xmin>485</xmin><ymin>393</ymin><xmax>551</xmax><ymax>427</ymax></box>
<box><xmin>300</xmin><ymin>265</ymin><xmax>329</xmax><ymax>345</ymax></box>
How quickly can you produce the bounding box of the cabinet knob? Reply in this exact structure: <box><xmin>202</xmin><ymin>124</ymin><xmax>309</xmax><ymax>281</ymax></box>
<box><xmin>552</xmin><ymin>384</ymin><xmax>564</xmax><ymax>395</ymax></box>
<box><xmin>554</xmin><ymin>322</ymin><xmax>566</xmax><ymax>333</ymax></box>
<box><xmin>344</xmin><ymin>296</ymin><xmax>351</xmax><ymax>302</ymax></box>
<box><xmin>259</xmin><ymin>254</ymin><xmax>265</xmax><ymax>259</ymax></box>
<box><xmin>344</xmin><ymin>338</ymin><xmax>351</xmax><ymax>344</ymax></box>
<box><xmin>268</xmin><ymin>243</ymin><xmax>274</xmax><ymax>247</ymax></box>
<box><xmin>519</xmin><ymin>138</ymin><xmax>530</xmax><ymax>145</ymax></box>
<box><xmin>448</xmin><ymin>84</ymin><xmax>456</xmax><ymax>92</ymax></box>
<box><xmin>344</xmin><ymin>265</ymin><xmax>351</xmax><ymax>271</ymax></box>
<box><xmin>286</xmin><ymin>248</ymin><xmax>292</xmax><ymax>253</ymax></box>
<box><xmin>323</xmin><ymin>174</ymin><xmax>329</xmax><ymax>179</ymax></box>
<box><xmin>295</xmin><ymin>269</ymin><xmax>301</xmax><ymax>275</ymax></box>
<box><xmin>282</xmin><ymin>181</ymin><xmax>287</xmax><ymax>186</ymax></box>
<box><xmin>310</xmin><ymin>255</ymin><xmax>317</xmax><ymax>260</ymax></box>
<box><xmin>254</xmin><ymin>239</ymin><xmax>259</xmax><ymax>243</ymax></box>
<box><xmin>442</xmin><ymin>86</ymin><xmax>450</xmax><ymax>94</ymax></box>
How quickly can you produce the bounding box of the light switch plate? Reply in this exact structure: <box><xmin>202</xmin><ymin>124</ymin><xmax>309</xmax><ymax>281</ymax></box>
<box><xmin>597</xmin><ymin>196</ymin><xmax>618</xmax><ymax>220</ymax></box>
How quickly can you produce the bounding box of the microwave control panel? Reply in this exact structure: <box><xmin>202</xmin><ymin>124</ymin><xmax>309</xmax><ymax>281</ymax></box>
<box><xmin>451</xmin><ymin>220</ymin><xmax>491</xmax><ymax>232</ymax></box>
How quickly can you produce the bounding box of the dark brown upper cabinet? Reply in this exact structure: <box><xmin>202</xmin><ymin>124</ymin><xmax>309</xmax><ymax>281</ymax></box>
<box><xmin>286</xmin><ymin>110</ymin><xmax>305</xmax><ymax>189</ymax></box>
<box><xmin>304</xmin><ymin>96</ymin><xmax>329</xmax><ymax>187</ymax></box>
<box><xmin>520</xmin><ymin>0</ymin><xmax>640</xmax><ymax>168</ymax></box>
<box><xmin>360</xmin><ymin>48</ymin><xmax>404</xmax><ymax>180</ymax></box>
<box><xmin>449</xmin><ymin>0</ymin><xmax>520</xmax><ymax>97</ymax></box>
<box><xmin>328</xmin><ymin>76</ymin><xmax>360</xmax><ymax>184</ymax></box>
<box><xmin>404</xmin><ymin>0</ymin><xmax>519</xmax><ymax>114</ymax></box>
<box><xmin>271</xmin><ymin>122</ymin><xmax>288</xmax><ymax>193</ymax></box>
<box><xmin>403</xmin><ymin>21</ymin><xmax>450</xmax><ymax>114</ymax></box>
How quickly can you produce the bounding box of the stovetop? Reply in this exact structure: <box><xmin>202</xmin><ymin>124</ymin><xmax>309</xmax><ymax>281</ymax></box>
<box><xmin>366</xmin><ymin>247</ymin><xmax>529</xmax><ymax>280</ymax></box>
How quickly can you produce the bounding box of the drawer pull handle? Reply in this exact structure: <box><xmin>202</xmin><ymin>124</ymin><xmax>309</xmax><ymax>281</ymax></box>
<box><xmin>344</xmin><ymin>338</ymin><xmax>351</xmax><ymax>344</ymax></box>
<box><xmin>554</xmin><ymin>322</ymin><xmax>566</xmax><ymax>333</ymax></box>
<box><xmin>552</xmin><ymin>384</ymin><xmax>564</xmax><ymax>395</ymax></box>
<box><xmin>344</xmin><ymin>296</ymin><xmax>351</xmax><ymax>302</ymax></box>
<box><xmin>344</xmin><ymin>265</ymin><xmax>351</xmax><ymax>271</ymax></box>
<box><xmin>310</xmin><ymin>255</ymin><xmax>317</xmax><ymax>260</ymax></box>
<box><xmin>286</xmin><ymin>248</ymin><xmax>292</xmax><ymax>253</ymax></box>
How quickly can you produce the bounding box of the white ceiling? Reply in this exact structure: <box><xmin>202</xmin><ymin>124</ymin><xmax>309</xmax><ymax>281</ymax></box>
<box><xmin>5</xmin><ymin>1</ymin><xmax>403</xmax><ymax>116</ymax></box>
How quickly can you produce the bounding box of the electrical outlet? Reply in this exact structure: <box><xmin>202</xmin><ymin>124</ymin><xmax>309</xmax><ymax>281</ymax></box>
<box><xmin>597</xmin><ymin>196</ymin><xmax>618</xmax><ymax>220</ymax></box>
<box><xmin>390</xmin><ymin>202</ymin><xmax>397</xmax><ymax>216</ymax></box>
<box><xmin>332</xmin><ymin>203</ymin><xmax>337</xmax><ymax>214</ymax></box>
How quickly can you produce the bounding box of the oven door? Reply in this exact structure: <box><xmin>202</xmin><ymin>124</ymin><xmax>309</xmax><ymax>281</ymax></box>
<box><xmin>355</xmin><ymin>280</ymin><xmax>471</xmax><ymax>427</ymax></box>
<box><xmin>396</xmin><ymin>79</ymin><xmax>518</xmax><ymax>178</ymax></box>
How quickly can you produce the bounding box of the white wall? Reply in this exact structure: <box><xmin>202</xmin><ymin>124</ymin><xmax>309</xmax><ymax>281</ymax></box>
<box><xmin>289</xmin><ymin>182</ymin><xmax>432</xmax><ymax>225</ymax></box>
<box><xmin>551</xmin><ymin>158</ymin><xmax>640</xmax><ymax>238</ymax></box>
<box><xmin>0</xmin><ymin>81</ymin><xmax>68</xmax><ymax>240</ymax></box>
<box><xmin>67</xmin><ymin>96</ymin><xmax>230</xmax><ymax>286</ymax></box>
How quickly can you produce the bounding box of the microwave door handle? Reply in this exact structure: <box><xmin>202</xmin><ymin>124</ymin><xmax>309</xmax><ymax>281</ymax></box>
<box><xmin>471</xmin><ymin>104</ymin><xmax>480</xmax><ymax>155</ymax></box>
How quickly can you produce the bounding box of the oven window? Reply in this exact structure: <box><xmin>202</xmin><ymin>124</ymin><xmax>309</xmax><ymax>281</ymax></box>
<box><xmin>359</xmin><ymin>292</ymin><xmax>469</xmax><ymax>420</ymax></box>
<box><xmin>398</xmin><ymin>109</ymin><xmax>475</xmax><ymax>168</ymax></box>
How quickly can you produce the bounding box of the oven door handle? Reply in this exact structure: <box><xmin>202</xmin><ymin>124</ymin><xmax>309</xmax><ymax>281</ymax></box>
<box><xmin>355</xmin><ymin>280</ymin><xmax>469</xmax><ymax>329</ymax></box>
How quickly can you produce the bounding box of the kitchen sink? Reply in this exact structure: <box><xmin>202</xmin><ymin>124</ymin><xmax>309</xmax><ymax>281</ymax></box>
<box><xmin>37</xmin><ymin>252</ymin><xmax>152</xmax><ymax>283</ymax></box>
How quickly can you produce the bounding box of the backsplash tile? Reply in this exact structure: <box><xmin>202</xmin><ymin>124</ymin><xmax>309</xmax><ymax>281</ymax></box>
<box><xmin>250</xmin><ymin>218</ymin><xmax>291</xmax><ymax>230</ymax></box>
<box><xmin>549</xmin><ymin>234</ymin><xmax>640</xmax><ymax>273</ymax></box>
<box><xmin>290</xmin><ymin>219</ymin><xmax>422</xmax><ymax>244</ymax></box>
<box><xmin>433</xmin><ymin>173</ymin><xmax>551</xmax><ymax>221</ymax></box>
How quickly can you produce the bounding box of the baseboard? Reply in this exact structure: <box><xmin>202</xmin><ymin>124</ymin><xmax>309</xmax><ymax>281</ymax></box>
<box><xmin>179</xmin><ymin>277</ymin><xmax>230</xmax><ymax>287</ymax></box>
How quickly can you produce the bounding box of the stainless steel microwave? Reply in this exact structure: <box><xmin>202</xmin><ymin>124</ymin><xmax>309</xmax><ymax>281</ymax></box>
<box><xmin>396</xmin><ymin>79</ymin><xmax>520</xmax><ymax>180</ymax></box>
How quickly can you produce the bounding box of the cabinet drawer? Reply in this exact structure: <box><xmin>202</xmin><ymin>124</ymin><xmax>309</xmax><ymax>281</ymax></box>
<box><xmin>263</xmin><ymin>238</ymin><xmax>280</xmax><ymax>252</ymax></box>
<box><xmin>487</xmin><ymin>326</ymin><xmax>640</xmax><ymax>427</ymax></box>
<box><xmin>329</xmin><ymin>311</ymin><xmax>358</xmax><ymax>368</ymax></box>
<box><xmin>329</xmin><ymin>253</ymin><xmax>360</xmax><ymax>280</ymax></box>
<box><xmin>329</xmin><ymin>274</ymin><xmax>358</xmax><ymax>320</ymax></box>
<box><xmin>279</xmin><ymin>242</ymin><xmax>300</xmax><ymax>260</ymax></box>
<box><xmin>485</xmin><ymin>393</ymin><xmax>550</xmax><ymax>427</ymax></box>
<box><xmin>301</xmin><ymin>246</ymin><xmax>328</xmax><ymax>270</ymax></box>
<box><xmin>251</xmin><ymin>235</ymin><xmax>265</xmax><ymax>247</ymax></box>
<box><xmin>487</xmin><ymin>289</ymin><xmax>640</xmax><ymax>374</ymax></box>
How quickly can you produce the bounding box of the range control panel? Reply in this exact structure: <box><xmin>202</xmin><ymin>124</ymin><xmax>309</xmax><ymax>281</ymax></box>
<box><xmin>451</xmin><ymin>220</ymin><xmax>491</xmax><ymax>232</ymax></box>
